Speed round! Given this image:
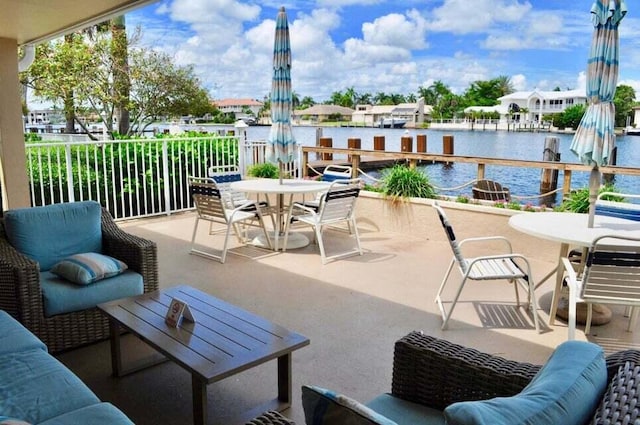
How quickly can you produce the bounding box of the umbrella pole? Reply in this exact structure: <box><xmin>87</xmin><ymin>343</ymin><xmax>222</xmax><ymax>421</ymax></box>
<box><xmin>587</xmin><ymin>167</ymin><xmax>600</xmax><ymax>228</ymax></box>
<box><xmin>278</xmin><ymin>159</ymin><xmax>284</xmax><ymax>185</ymax></box>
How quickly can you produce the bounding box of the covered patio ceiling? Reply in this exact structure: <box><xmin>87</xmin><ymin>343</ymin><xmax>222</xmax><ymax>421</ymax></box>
<box><xmin>0</xmin><ymin>0</ymin><xmax>157</xmax><ymax>46</ymax></box>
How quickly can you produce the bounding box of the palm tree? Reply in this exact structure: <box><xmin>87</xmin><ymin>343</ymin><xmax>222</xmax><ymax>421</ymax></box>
<box><xmin>111</xmin><ymin>15</ymin><xmax>131</xmax><ymax>136</ymax></box>
<box><xmin>495</xmin><ymin>75</ymin><xmax>515</xmax><ymax>97</ymax></box>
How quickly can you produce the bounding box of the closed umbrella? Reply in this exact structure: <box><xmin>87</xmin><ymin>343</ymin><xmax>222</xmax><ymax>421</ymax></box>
<box><xmin>267</xmin><ymin>6</ymin><xmax>296</xmax><ymax>185</ymax></box>
<box><xmin>570</xmin><ymin>0</ymin><xmax>627</xmax><ymax>227</ymax></box>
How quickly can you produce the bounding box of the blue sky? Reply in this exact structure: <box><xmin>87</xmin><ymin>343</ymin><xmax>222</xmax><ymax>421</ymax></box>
<box><xmin>126</xmin><ymin>0</ymin><xmax>639</xmax><ymax>102</ymax></box>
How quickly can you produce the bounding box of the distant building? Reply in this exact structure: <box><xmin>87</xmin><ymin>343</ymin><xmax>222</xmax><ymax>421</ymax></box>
<box><xmin>351</xmin><ymin>100</ymin><xmax>432</xmax><ymax>127</ymax></box>
<box><xmin>212</xmin><ymin>98</ymin><xmax>263</xmax><ymax>117</ymax></box>
<box><xmin>293</xmin><ymin>105</ymin><xmax>354</xmax><ymax>123</ymax></box>
<box><xmin>477</xmin><ymin>89</ymin><xmax>589</xmax><ymax>122</ymax></box>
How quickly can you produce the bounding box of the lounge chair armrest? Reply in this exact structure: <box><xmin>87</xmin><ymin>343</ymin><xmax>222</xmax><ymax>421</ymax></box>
<box><xmin>0</xmin><ymin>227</ymin><xmax>43</xmax><ymax>322</ymax></box>
<box><xmin>391</xmin><ymin>331</ymin><xmax>540</xmax><ymax>410</ymax></box>
<box><xmin>561</xmin><ymin>257</ymin><xmax>578</xmax><ymax>283</ymax></box>
<box><xmin>100</xmin><ymin>208</ymin><xmax>159</xmax><ymax>293</ymax></box>
<box><xmin>290</xmin><ymin>202</ymin><xmax>318</xmax><ymax>216</ymax></box>
<box><xmin>459</xmin><ymin>236</ymin><xmax>514</xmax><ymax>253</ymax></box>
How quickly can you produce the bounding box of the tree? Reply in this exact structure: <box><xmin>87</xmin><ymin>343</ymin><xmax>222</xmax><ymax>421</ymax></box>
<box><xmin>495</xmin><ymin>75</ymin><xmax>515</xmax><ymax>97</ymax></box>
<box><xmin>299</xmin><ymin>96</ymin><xmax>315</xmax><ymax>109</ymax></box>
<box><xmin>552</xmin><ymin>104</ymin><xmax>586</xmax><ymax>129</ymax></box>
<box><xmin>463</xmin><ymin>78</ymin><xmax>508</xmax><ymax>107</ymax></box>
<box><xmin>110</xmin><ymin>15</ymin><xmax>131</xmax><ymax>135</ymax></box>
<box><xmin>613</xmin><ymin>84</ymin><xmax>636</xmax><ymax>127</ymax></box>
<box><xmin>24</xmin><ymin>28</ymin><xmax>212</xmax><ymax>137</ymax></box>
<box><xmin>128</xmin><ymin>49</ymin><xmax>214</xmax><ymax>134</ymax></box>
<box><xmin>24</xmin><ymin>34</ymin><xmax>99</xmax><ymax>135</ymax></box>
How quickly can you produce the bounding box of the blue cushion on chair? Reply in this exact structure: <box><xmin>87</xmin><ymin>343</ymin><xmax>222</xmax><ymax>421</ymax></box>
<box><xmin>444</xmin><ymin>340</ymin><xmax>607</xmax><ymax>425</ymax></box>
<box><xmin>40</xmin><ymin>270</ymin><xmax>143</xmax><ymax>316</ymax></box>
<box><xmin>302</xmin><ymin>385</ymin><xmax>398</xmax><ymax>425</ymax></box>
<box><xmin>4</xmin><ymin>201</ymin><xmax>103</xmax><ymax>271</ymax></box>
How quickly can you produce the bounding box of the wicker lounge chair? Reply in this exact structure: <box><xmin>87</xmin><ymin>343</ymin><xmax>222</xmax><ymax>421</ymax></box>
<box><xmin>0</xmin><ymin>204</ymin><xmax>158</xmax><ymax>353</ymax></box>
<box><xmin>303</xmin><ymin>331</ymin><xmax>640</xmax><ymax>424</ymax></box>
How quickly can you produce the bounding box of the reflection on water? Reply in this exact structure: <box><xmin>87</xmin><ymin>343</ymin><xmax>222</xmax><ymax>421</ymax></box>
<box><xmin>211</xmin><ymin>124</ymin><xmax>640</xmax><ymax>206</ymax></box>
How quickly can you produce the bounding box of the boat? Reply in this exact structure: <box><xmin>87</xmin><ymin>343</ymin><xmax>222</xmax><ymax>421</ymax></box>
<box><xmin>377</xmin><ymin>117</ymin><xmax>407</xmax><ymax>128</ymax></box>
<box><xmin>625</xmin><ymin>126</ymin><xmax>640</xmax><ymax>136</ymax></box>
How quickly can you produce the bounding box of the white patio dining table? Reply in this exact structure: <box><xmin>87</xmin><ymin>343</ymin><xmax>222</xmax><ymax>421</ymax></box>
<box><xmin>230</xmin><ymin>178</ymin><xmax>331</xmax><ymax>250</ymax></box>
<box><xmin>509</xmin><ymin>212</ymin><xmax>640</xmax><ymax>326</ymax></box>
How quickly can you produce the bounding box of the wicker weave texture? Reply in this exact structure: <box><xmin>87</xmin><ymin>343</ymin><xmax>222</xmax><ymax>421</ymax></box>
<box><xmin>390</xmin><ymin>332</ymin><xmax>640</xmax><ymax>424</ymax></box>
<box><xmin>0</xmin><ymin>207</ymin><xmax>158</xmax><ymax>353</ymax></box>
<box><xmin>245</xmin><ymin>411</ymin><xmax>295</xmax><ymax>425</ymax></box>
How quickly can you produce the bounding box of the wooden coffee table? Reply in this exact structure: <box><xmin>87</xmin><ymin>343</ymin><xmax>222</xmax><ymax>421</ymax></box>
<box><xmin>97</xmin><ymin>285</ymin><xmax>310</xmax><ymax>425</ymax></box>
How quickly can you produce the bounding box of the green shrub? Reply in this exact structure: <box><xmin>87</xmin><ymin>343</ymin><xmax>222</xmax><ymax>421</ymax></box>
<box><xmin>247</xmin><ymin>162</ymin><xmax>279</xmax><ymax>179</ymax></box>
<box><xmin>557</xmin><ymin>184</ymin><xmax>621</xmax><ymax>213</ymax></box>
<box><xmin>456</xmin><ymin>195</ymin><xmax>470</xmax><ymax>204</ymax></box>
<box><xmin>380</xmin><ymin>165</ymin><xmax>436</xmax><ymax>201</ymax></box>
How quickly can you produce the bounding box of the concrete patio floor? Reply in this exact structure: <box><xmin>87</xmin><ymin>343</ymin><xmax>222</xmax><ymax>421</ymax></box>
<box><xmin>55</xmin><ymin>195</ymin><xmax>640</xmax><ymax>424</ymax></box>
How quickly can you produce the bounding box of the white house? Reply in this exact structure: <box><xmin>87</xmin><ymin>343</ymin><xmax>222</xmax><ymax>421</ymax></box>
<box><xmin>212</xmin><ymin>98</ymin><xmax>263</xmax><ymax>117</ymax></box>
<box><xmin>352</xmin><ymin>100</ymin><xmax>432</xmax><ymax>127</ymax></box>
<box><xmin>495</xmin><ymin>89</ymin><xmax>587</xmax><ymax>122</ymax></box>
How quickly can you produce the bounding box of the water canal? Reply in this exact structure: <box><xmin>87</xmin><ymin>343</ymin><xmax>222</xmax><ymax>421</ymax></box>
<box><xmin>243</xmin><ymin>126</ymin><xmax>640</xmax><ymax>206</ymax></box>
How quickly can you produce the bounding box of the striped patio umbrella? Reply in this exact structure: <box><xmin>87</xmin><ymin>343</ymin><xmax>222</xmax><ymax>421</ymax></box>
<box><xmin>570</xmin><ymin>0</ymin><xmax>627</xmax><ymax>227</ymax></box>
<box><xmin>267</xmin><ymin>6</ymin><xmax>296</xmax><ymax>184</ymax></box>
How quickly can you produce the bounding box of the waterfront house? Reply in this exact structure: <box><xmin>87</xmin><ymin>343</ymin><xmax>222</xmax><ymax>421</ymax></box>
<box><xmin>293</xmin><ymin>104</ymin><xmax>354</xmax><ymax>124</ymax></box>
<box><xmin>352</xmin><ymin>101</ymin><xmax>432</xmax><ymax>127</ymax></box>
<box><xmin>501</xmin><ymin>89</ymin><xmax>587</xmax><ymax>122</ymax></box>
<box><xmin>212</xmin><ymin>98</ymin><xmax>263</xmax><ymax>118</ymax></box>
<box><xmin>464</xmin><ymin>89</ymin><xmax>587</xmax><ymax>124</ymax></box>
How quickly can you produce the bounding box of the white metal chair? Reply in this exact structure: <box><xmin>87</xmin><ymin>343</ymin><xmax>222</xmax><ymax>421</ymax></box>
<box><xmin>283</xmin><ymin>178</ymin><xmax>362</xmax><ymax>264</ymax></box>
<box><xmin>189</xmin><ymin>177</ymin><xmax>272</xmax><ymax>263</ymax></box>
<box><xmin>208</xmin><ymin>165</ymin><xmax>275</xmax><ymax>228</ymax></box>
<box><xmin>302</xmin><ymin>165</ymin><xmax>353</xmax><ymax>211</ymax></box>
<box><xmin>433</xmin><ymin>201</ymin><xmax>541</xmax><ymax>332</ymax></box>
<box><xmin>562</xmin><ymin>234</ymin><xmax>640</xmax><ymax>340</ymax></box>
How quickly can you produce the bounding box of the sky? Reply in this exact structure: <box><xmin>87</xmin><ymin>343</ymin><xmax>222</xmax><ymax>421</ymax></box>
<box><xmin>124</xmin><ymin>0</ymin><xmax>638</xmax><ymax>103</ymax></box>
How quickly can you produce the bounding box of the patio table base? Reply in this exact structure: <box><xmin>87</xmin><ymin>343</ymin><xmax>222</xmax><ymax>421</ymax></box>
<box><xmin>251</xmin><ymin>231</ymin><xmax>309</xmax><ymax>250</ymax></box>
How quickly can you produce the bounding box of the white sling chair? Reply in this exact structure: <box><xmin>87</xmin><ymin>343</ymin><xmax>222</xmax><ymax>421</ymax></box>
<box><xmin>433</xmin><ymin>202</ymin><xmax>541</xmax><ymax>333</ymax></box>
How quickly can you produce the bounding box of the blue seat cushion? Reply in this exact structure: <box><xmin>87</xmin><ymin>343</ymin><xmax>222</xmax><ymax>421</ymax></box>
<box><xmin>596</xmin><ymin>201</ymin><xmax>640</xmax><ymax>221</ymax></box>
<box><xmin>444</xmin><ymin>340</ymin><xmax>607</xmax><ymax>425</ymax></box>
<box><xmin>38</xmin><ymin>403</ymin><xmax>133</xmax><ymax>425</ymax></box>
<box><xmin>4</xmin><ymin>201</ymin><xmax>103</xmax><ymax>271</ymax></box>
<box><xmin>40</xmin><ymin>270</ymin><xmax>143</xmax><ymax>316</ymax></box>
<box><xmin>302</xmin><ymin>385</ymin><xmax>398</xmax><ymax>425</ymax></box>
<box><xmin>0</xmin><ymin>310</ymin><xmax>46</xmax><ymax>356</ymax></box>
<box><xmin>0</xmin><ymin>349</ymin><xmax>99</xmax><ymax>424</ymax></box>
<box><xmin>366</xmin><ymin>393</ymin><xmax>445</xmax><ymax>425</ymax></box>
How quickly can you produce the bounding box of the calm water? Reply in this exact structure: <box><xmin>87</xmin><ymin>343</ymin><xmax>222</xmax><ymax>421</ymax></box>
<box><xmin>216</xmin><ymin>124</ymin><xmax>640</xmax><ymax>205</ymax></box>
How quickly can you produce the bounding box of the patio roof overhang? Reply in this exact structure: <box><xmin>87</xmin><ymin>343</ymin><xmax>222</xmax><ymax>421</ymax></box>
<box><xmin>0</xmin><ymin>0</ymin><xmax>157</xmax><ymax>46</ymax></box>
<box><xmin>0</xmin><ymin>0</ymin><xmax>158</xmax><ymax>211</ymax></box>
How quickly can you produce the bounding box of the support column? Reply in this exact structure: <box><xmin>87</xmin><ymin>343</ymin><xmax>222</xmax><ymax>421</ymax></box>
<box><xmin>0</xmin><ymin>38</ymin><xmax>30</xmax><ymax>210</ymax></box>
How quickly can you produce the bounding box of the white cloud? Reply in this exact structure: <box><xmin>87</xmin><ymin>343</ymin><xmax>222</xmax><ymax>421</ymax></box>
<box><xmin>428</xmin><ymin>0</ymin><xmax>531</xmax><ymax>34</ymax></box>
<box><xmin>362</xmin><ymin>10</ymin><xmax>428</xmax><ymax>50</ymax></box>
<box><xmin>511</xmin><ymin>74</ymin><xmax>527</xmax><ymax>91</ymax></box>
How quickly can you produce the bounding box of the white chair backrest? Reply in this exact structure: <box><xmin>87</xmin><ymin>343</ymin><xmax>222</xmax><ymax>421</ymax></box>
<box><xmin>595</xmin><ymin>192</ymin><xmax>640</xmax><ymax>222</ymax></box>
<box><xmin>323</xmin><ymin>165</ymin><xmax>352</xmax><ymax>182</ymax></box>
<box><xmin>580</xmin><ymin>235</ymin><xmax>640</xmax><ymax>301</ymax></box>
<box><xmin>319</xmin><ymin>179</ymin><xmax>360</xmax><ymax>221</ymax></box>
<box><xmin>433</xmin><ymin>202</ymin><xmax>468</xmax><ymax>273</ymax></box>
<box><xmin>189</xmin><ymin>178</ymin><xmax>227</xmax><ymax>221</ymax></box>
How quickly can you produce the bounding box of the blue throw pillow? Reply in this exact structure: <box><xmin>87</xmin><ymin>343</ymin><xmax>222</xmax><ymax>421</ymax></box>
<box><xmin>50</xmin><ymin>253</ymin><xmax>128</xmax><ymax>285</ymax></box>
<box><xmin>302</xmin><ymin>385</ymin><xmax>398</xmax><ymax>425</ymax></box>
<box><xmin>443</xmin><ymin>340</ymin><xmax>607</xmax><ymax>425</ymax></box>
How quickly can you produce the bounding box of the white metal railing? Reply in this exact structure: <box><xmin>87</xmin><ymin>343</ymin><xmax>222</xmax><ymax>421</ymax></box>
<box><xmin>26</xmin><ymin>135</ymin><xmax>240</xmax><ymax>220</ymax></box>
<box><xmin>240</xmin><ymin>139</ymin><xmax>301</xmax><ymax>178</ymax></box>
<box><xmin>25</xmin><ymin>135</ymin><xmax>300</xmax><ymax>220</ymax></box>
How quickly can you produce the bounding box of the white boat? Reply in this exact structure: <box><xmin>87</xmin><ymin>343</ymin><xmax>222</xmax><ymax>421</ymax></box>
<box><xmin>378</xmin><ymin>117</ymin><xmax>407</xmax><ymax>128</ymax></box>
